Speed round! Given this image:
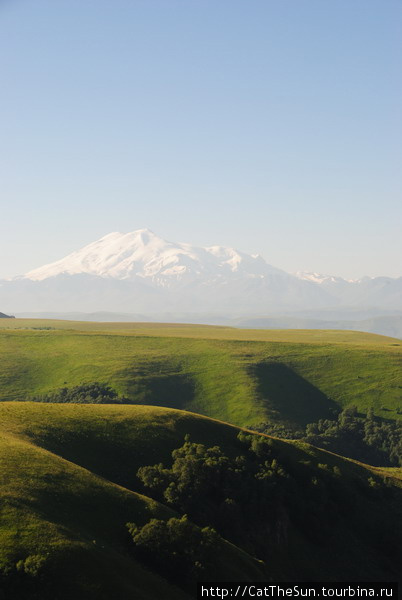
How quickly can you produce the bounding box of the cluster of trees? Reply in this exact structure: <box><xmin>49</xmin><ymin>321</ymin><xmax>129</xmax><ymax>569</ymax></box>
<box><xmin>0</xmin><ymin>553</ymin><xmax>49</xmax><ymax>600</ymax></box>
<box><xmin>253</xmin><ymin>407</ymin><xmax>402</xmax><ymax>467</ymax></box>
<box><xmin>127</xmin><ymin>515</ymin><xmax>219</xmax><ymax>587</ymax></box>
<box><xmin>137</xmin><ymin>433</ymin><xmax>288</xmax><ymax>552</ymax></box>
<box><xmin>30</xmin><ymin>382</ymin><xmax>133</xmax><ymax>404</ymax></box>
<box><xmin>303</xmin><ymin>407</ymin><xmax>402</xmax><ymax>467</ymax></box>
<box><xmin>128</xmin><ymin>433</ymin><xmax>402</xmax><ymax>589</ymax></box>
<box><xmin>133</xmin><ymin>433</ymin><xmax>360</xmax><ymax>568</ymax></box>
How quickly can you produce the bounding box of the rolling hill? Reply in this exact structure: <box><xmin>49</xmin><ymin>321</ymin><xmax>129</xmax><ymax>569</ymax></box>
<box><xmin>0</xmin><ymin>402</ymin><xmax>401</xmax><ymax>600</ymax></box>
<box><xmin>0</xmin><ymin>320</ymin><xmax>400</xmax><ymax>428</ymax></box>
<box><xmin>0</xmin><ymin>321</ymin><xmax>401</xmax><ymax>597</ymax></box>
<box><xmin>0</xmin><ymin>403</ymin><xmax>266</xmax><ymax>600</ymax></box>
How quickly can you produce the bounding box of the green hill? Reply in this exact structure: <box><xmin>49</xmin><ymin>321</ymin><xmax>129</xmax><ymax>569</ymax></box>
<box><xmin>0</xmin><ymin>402</ymin><xmax>401</xmax><ymax>599</ymax></box>
<box><xmin>0</xmin><ymin>320</ymin><xmax>400</xmax><ymax>429</ymax></box>
<box><xmin>0</xmin><ymin>403</ymin><xmax>266</xmax><ymax>599</ymax></box>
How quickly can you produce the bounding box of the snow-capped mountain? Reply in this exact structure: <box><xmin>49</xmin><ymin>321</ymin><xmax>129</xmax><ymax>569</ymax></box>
<box><xmin>2</xmin><ymin>229</ymin><xmax>333</xmax><ymax>313</ymax></box>
<box><xmin>0</xmin><ymin>229</ymin><xmax>400</xmax><ymax>316</ymax></box>
<box><xmin>25</xmin><ymin>229</ymin><xmax>277</xmax><ymax>283</ymax></box>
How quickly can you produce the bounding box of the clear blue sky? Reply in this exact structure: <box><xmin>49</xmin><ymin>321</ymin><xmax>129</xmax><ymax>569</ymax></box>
<box><xmin>0</xmin><ymin>0</ymin><xmax>401</xmax><ymax>279</ymax></box>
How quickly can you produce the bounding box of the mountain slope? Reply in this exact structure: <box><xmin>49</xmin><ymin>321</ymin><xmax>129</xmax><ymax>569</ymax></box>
<box><xmin>297</xmin><ymin>271</ymin><xmax>402</xmax><ymax>309</ymax></box>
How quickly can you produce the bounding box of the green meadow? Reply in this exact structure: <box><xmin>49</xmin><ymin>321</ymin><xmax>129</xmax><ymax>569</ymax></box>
<box><xmin>0</xmin><ymin>319</ymin><xmax>400</xmax><ymax>428</ymax></box>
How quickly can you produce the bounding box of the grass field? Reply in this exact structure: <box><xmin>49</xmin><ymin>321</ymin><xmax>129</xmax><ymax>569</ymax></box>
<box><xmin>0</xmin><ymin>319</ymin><xmax>400</xmax><ymax>428</ymax></box>
<box><xmin>0</xmin><ymin>401</ymin><xmax>401</xmax><ymax>599</ymax></box>
<box><xmin>1</xmin><ymin>317</ymin><xmax>401</xmax><ymax>344</ymax></box>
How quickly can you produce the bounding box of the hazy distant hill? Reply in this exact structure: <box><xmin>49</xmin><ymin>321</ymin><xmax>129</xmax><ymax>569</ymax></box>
<box><xmin>0</xmin><ymin>311</ymin><xmax>13</xmax><ymax>318</ymax></box>
<box><xmin>13</xmin><ymin>310</ymin><xmax>402</xmax><ymax>339</ymax></box>
<box><xmin>233</xmin><ymin>314</ymin><xmax>402</xmax><ymax>339</ymax></box>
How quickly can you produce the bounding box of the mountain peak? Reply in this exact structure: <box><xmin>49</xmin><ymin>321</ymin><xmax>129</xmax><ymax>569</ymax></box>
<box><xmin>23</xmin><ymin>229</ymin><xmax>276</xmax><ymax>283</ymax></box>
<box><xmin>5</xmin><ymin>230</ymin><xmax>399</xmax><ymax>315</ymax></box>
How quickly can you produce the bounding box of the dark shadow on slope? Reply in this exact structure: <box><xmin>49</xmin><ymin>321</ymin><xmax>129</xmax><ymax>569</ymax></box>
<box><xmin>140</xmin><ymin>374</ymin><xmax>195</xmax><ymax>411</ymax></box>
<box><xmin>250</xmin><ymin>362</ymin><xmax>339</xmax><ymax>428</ymax></box>
<box><xmin>121</xmin><ymin>361</ymin><xmax>196</xmax><ymax>412</ymax></box>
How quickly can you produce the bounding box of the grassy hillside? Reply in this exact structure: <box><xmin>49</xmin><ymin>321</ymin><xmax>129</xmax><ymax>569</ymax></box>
<box><xmin>0</xmin><ymin>404</ymin><xmax>266</xmax><ymax>599</ymax></box>
<box><xmin>0</xmin><ymin>402</ymin><xmax>401</xmax><ymax>599</ymax></box>
<box><xmin>0</xmin><ymin>320</ymin><xmax>400</xmax><ymax>428</ymax></box>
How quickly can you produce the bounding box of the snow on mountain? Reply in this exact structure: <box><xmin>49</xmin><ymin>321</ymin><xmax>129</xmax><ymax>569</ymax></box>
<box><xmin>0</xmin><ymin>229</ymin><xmax>398</xmax><ymax>316</ymax></box>
<box><xmin>0</xmin><ymin>228</ymin><xmax>335</xmax><ymax>313</ymax></box>
<box><xmin>295</xmin><ymin>271</ymin><xmax>356</xmax><ymax>285</ymax></box>
<box><xmin>25</xmin><ymin>228</ymin><xmax>276</xmax><ymax>283</ymax></box>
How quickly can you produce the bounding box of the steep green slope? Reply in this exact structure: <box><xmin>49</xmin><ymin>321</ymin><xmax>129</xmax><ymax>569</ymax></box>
<box><xmin>0</xmin><ymin>430</ymin><xmax>185</xmax><ymax>600</ymax></box>
<box><xmin>0</xmin><ymin>409</ymin><xmax>265</xmax><ymax>599</ymax></box>
<box><xmin>0</xmin><ymin>323</ymin><xmax>400</xmax><ymax>428</ymax></box>
<box><xmin>0</xmin><ymin>402</ymin><xmax>401</xmax><ymax>596</ymax></box>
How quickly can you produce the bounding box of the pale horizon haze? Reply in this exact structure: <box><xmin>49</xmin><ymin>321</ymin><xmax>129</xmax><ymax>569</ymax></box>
<box><xmin>0</xmin><ymin>0</ymin><xmax>401</xmax><ymax>280</ymax></box>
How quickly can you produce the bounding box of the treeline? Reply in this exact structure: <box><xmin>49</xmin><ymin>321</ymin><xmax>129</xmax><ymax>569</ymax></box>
<box><xmin>30</xmin><ymin>383</ymin><xmax>133</xmax><ymax>404</ymax></box>
<box><xmin>251</xmin><ymin>407</ymin><xmax>402</xmax><ymax>467</ymax></box>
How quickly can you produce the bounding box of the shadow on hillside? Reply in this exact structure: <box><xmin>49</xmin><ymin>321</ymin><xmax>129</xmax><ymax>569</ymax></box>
<box><xmin>135</xmin><ymin>373</ymin><xmax>196</xmax><ymax>411</ymax></box>
<box><xmin>251</xmin><ymin>362</ymin><xmax>339</xmax><ymax>428</ymax></box>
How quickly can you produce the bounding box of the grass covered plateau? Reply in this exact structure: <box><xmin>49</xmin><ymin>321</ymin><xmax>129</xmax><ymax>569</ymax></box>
<box><xmin>0</xmin><ymin>320</ymin><xmax>400</xmax><ymax>428</ymax></box>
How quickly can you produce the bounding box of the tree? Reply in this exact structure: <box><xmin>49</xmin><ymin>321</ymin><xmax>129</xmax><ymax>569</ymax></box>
<box><xmin>126</xmin><ymin>515</ymin><xmax>219</xmax><ymax>584</ymax></box>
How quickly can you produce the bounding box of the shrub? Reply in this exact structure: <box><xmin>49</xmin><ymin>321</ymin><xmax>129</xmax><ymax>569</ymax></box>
<box><xmin>31</xmin><ymin>383</ymin><xmax>133</xmax><ymax>404</ymax></box>
<box><xmin>127</xmin><ymin>515</ymin><xmax>218</xmax><ymax>585</ymax></box>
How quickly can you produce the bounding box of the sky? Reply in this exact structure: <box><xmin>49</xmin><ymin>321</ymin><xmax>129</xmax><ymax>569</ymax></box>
<box><xmin>0</xmin><ymin>0</ymin><xmax>401</xmax><ymax>280</ymax></box>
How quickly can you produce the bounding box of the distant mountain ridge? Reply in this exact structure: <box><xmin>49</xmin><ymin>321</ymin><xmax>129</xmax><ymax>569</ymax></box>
<box><xmin>296</xmin><ymin>270</ymin><xmax>402</xmax><ymax>309</ymax></box>
<box><xmin>0</xmin><ymin>229</ymin><xmax>400</xmax><ymax>317</ymax></box>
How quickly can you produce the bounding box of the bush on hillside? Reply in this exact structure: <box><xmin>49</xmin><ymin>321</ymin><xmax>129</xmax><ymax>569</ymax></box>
<box><xmin>31</xmin><ymin>382</ymin><xmax>133</xmax><ymax>404</ymax></box>
<box><xmin>0</xmin><ymin>553</ymin><xmax>49</xmax><ymax>600</ymax></box>
<box><xmin>126</xmin><ymin>515</ymin><xmax>218</xmax><ymax>586</ymax></box>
